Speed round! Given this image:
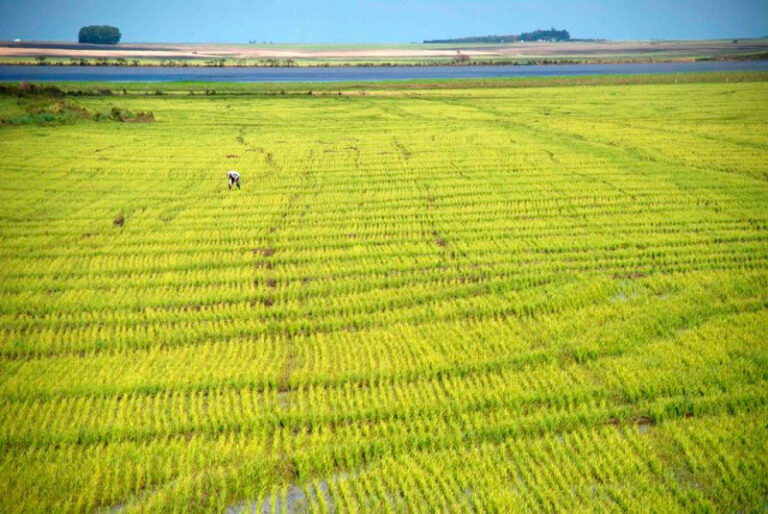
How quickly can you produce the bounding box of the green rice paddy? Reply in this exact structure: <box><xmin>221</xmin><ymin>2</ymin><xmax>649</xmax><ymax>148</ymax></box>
<box><xmin>0</xmin><ymin>74</ymin><xmax>766</xmax><ymax>512</ymax></box>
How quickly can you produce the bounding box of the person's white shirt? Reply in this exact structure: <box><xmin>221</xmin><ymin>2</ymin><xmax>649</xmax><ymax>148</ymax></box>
<box><xmin>227</xmin><ymin>170</ymin><xmax>241</xmax><ymax>189</ymax></box>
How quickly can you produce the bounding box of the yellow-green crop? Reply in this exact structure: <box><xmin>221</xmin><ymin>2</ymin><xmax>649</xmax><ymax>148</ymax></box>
<box><xmin>0</xmin><ymin>76</ymin><xmax>766</xmax><ymax>512</ymax></box>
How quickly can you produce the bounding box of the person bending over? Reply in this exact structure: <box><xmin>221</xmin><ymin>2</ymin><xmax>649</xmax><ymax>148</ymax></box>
<box><xmin>227</xmin><ymin>170</ymin><xmax>241</xmax><ymax>190</ymax></box>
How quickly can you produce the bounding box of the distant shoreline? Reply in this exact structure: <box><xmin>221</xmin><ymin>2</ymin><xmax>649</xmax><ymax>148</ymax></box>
<box><xmin>1</xmin><ymin>55</ymin><xmax>767</xmax><ymax>69</ymax></box>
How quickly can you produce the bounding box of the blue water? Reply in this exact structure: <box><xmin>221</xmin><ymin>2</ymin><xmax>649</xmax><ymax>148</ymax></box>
<box><xmin>0</xmin><ymin>60</ymin><xmax>767</xmax><ymax>82</ymax></box>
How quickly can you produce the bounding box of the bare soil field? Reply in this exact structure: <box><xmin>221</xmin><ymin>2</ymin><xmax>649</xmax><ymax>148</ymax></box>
<box><xmin>1</xmin><ymin>39</ymin><xmax>766</xmax><ymax>64</ymax></box>
<box><xmin>0</xmin><ymin>42</ymin><xmax>496</xmax><ymax>60</ymax></box>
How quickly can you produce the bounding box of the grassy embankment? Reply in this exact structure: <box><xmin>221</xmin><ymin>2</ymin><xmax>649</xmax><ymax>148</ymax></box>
<box><xmin>0</xmin><ymin>73</ymin><xmax>766</xmax><ymax>512</ymax></box>
<box><xmin>3</xmin><ymin>70</ymin><xmax>768</xmax><ymax>95</ymax></box>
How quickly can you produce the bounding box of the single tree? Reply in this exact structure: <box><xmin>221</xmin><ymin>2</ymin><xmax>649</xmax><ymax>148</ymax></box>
<box><xmin>454</xmin><ymin>51</ymin><xmax>470</xmax><ymax>63</ymax></box>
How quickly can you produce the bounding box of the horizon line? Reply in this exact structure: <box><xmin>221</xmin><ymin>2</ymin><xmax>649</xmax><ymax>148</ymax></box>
<box><xmin>3</xmin><ymin>36</ymin><xmax>768</xmax><ymax>46</ymax></box>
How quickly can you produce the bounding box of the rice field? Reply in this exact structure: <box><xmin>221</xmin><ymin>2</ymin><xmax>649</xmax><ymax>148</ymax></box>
<box><xmin>0</xmin><ymin>76</ymin><xmax>767</xmax><ymax>512</ymax></box>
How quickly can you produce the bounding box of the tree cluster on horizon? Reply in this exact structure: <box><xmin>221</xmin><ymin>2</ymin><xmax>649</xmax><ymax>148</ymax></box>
<box><xmin>425</xmin><ymin>28</ymin><xmax>570</xmax><ymax>44</ymax></box>
<box><xmin>78</xmin><ymin>25</ymin><xmax>121</xmax><ymax>45</ymax></box>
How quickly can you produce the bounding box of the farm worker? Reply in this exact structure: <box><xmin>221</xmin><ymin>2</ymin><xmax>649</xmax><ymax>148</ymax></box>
<box><xmin>227</xmin><ymin>170</ymin><xmax>241</xmax><ymax>190</ymax></box>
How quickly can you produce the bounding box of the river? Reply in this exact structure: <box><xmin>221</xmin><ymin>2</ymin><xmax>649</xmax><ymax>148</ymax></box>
<box><xmin>0</xmin><ymin>60</ymin><xmax>767</xmax><ymax>82</ymax></box>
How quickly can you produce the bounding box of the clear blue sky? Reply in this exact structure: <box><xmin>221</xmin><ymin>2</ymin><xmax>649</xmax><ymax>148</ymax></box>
<box><xmin>1</xmin><ymin>0</ymin><xmax>767</xmax><ymax>43</ymax></box>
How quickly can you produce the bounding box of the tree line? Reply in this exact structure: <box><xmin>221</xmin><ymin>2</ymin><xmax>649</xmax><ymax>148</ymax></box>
<box><xmin>425</xmin><ymin>28</ymin><xmax>570</xmax><ymax>44</ymax></box>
